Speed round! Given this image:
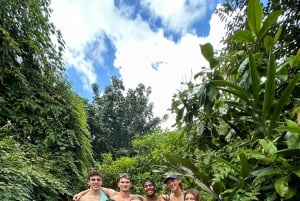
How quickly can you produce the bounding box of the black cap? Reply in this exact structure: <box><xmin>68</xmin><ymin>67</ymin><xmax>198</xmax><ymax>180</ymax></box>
<box><xmin>163</xmin><ymin>173</ymin><xmax>179</xmax><ymax>183</ymax></box>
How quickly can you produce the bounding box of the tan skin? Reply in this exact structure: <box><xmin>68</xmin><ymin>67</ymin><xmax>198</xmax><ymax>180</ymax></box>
<box><xmin>103</xmin><ymin>177</ymin><xmax>132</xmax><ymax>201</ymax></box>
<box><xmin>73</xmin><ymin>177</ymin><xmax>169</xmax><ymax>201</ymax></box>
<box><xmin>165</xmin><ymin>178</ymin><xmax>184</xmax><ymax>201</ymax></box>
<box><xmin>79</xmin><ymin>175</ymin><xmax>102</xmax><ymax>201</ymax></box>
<box><xmin>143</xmin><ymin>179</ymin><xmax>170</xmax><ymax>201</ymax></box>
<box><xmin>143</xmin><ymin>180</ymin><xmax>165</xmax><ymax>201</ymax></box>
<box><xmin>74</xmin><ymin>177</ymin><xmax>135</xmax><ymax>201</ymax></box>
<box><xmin>184</xmin><ymin>189</ymin><xmax>202</xmax><ymax>201</ymax></box>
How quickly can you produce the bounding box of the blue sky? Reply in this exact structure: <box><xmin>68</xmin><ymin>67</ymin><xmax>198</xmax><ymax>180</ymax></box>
<box><xmin>50</xmin><ymin>0</ymin><xmax>226</xmax><ymax>129</ymax></box>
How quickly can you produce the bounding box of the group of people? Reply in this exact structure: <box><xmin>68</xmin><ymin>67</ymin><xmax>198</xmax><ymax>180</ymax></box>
<box><xmin>72</xmin><ymin>171</ymin><xmax>202</xmax><ymax>201</ymax></box>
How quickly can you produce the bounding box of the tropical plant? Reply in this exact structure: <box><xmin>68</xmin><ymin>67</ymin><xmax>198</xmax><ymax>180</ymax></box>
<box><xmin>0</xmin><ymin>0</ymin><xmax>94</xmax><ymax>200</ymax></box>
<box><xmin>169</xmin><ymin>0</ymin><xmax>300</xmax><ymax>200</ymax></box>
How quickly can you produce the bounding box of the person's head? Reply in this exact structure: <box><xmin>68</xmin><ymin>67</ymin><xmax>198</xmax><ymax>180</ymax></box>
<box><xmin>184</xmin><ymin>189</ymin><xmax>202</xmax><ymax>201</ymax></box>
<box><xmin>117</xmin><ymin>173</ymin><xmax>132</xmax><ymax>192</ymax></box>
<box><xmin>163</xmin><ymin>173</ymin><xmax>183</xmax><ymax>192</ymax></box>
<box><xmin>142</xmin><ymin>178</ymin><xmax>156</xmax><ymax>197</ymax></box>
<box><xmin>87</xmin><ymin>170</ymin><xmax>102</xmax><ymax>191</ymax></box>
<box><xmin>118</xmin><ymin>173</ymin><xmax>132</xmax><ymax>182</ymax></box>
<box><xmin>131</xmin><ymin>195</ymin><xmax>144</xmax><ymax>201</ymax></box>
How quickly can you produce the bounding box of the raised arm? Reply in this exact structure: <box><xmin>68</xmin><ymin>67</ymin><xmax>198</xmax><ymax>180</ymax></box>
<box><xmin>73</xmin><ymin>189</ymin><xmax>90</xmax><ymax>201</ymax></box>
<box><xmin>101</xmin><ymin>187</ymin><xmax>119</xmax><ymax>197</ymax></box>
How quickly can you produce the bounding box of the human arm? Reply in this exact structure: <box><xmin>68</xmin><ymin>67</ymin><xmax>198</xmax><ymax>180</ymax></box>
<box><xmin>159</xmin><ymin>194</ymin><xmax>170</xmax><ymax>201</ymax></box>
<box><xmin>73</xmin><ymin>189</ymin><xmax>90</xmax><ymax>201</ymax></box>
<box><xmin>101</xmin><ymin>187</ymin><xmax>119</xmax><ymax>197</ymax></box>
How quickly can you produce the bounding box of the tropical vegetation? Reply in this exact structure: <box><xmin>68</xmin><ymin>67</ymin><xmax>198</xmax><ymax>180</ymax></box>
<box><xmin>1</xmin><ymin>0</ymin><xmax>299</xmax><ymax>200</ymax></box>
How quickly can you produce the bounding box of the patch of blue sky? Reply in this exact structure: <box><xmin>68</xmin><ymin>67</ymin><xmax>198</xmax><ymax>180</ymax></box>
<box><xmin>88</xmin><ymin>33</ymin><xmax>120</xmax><ymax>92</ymax></box>
<box><xmin>151</xmin><ymin>61</ymin><xmax>165</xmax><ymax>71</ymax></box>
<box><xmin>65</xmin><ymin>67</ymin><xmax>91</xmax><ymax>100</ymax></box>
<box><xmin>114</xmin><ymin>0</ymin><xmax>142</xmax><ymax>19</ymax></box>
<box><xmin>192</xmin><ymin>13</ymin><xmax>211</xmax><ymax>37</ymax></box>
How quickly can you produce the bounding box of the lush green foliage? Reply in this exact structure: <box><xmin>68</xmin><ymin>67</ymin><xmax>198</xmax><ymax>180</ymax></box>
<box><xmin>0</xmin><ymin>0</ymin><xmax>94</xmax><ymax>200</ymax></box>
<box><xmin>87</xmin><ymin>76</ymin><xmax>162</xmax><ymax>159</ymax></box>
<box><xmin>170</xmin><ymin>0</ymin><xmax>300</xmax><ymax>200</ymax></box>
<box><xmin>97</xmin><ymin>130</ymin><xmax>193</xmax><ymax>195</ymax></box>
<box><xmin>1</xmin><ymin>0</ymin><xmax>300</xmax><ymax>200</ymax></box>
<box><xmin>217</xmin><ymin>0</ymin><xmax>300</xmax><ymax>73</ymax></box>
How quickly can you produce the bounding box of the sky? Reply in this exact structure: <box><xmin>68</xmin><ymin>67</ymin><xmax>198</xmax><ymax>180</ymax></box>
<box><xmin>50</xmin><ymin>0</ymin><xmax>227</xmax><ymax>129</ymax></box>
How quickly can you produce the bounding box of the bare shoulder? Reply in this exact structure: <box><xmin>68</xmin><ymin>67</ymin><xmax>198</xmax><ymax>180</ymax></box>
<box><xmin>78</xmin><ymin>194</ymin><xmax>88</xmax><ymax>201</ymax></box>
<box><xmin>109</xmin><ymin>193</ymin><xmax>123</xmax><ymax>201</ymax></box>
<box><xmin>101</xmin><ymin>187</ymin><xmax>119</xmax><ymax>197</ymax></box>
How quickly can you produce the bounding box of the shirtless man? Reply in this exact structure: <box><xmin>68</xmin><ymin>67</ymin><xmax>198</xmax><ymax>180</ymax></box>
<box><xmin>78</xmin><ymin>170</ymin><xmax>109</xmax><ymax>201</ymax></box>
<box><xmin>102</xmin><ymin>173</ymin><xmax>133</xmax><ymax>201</ymax></box>
<box><xmin>142</xmin><ymin>178</ymin><xmax>160</xmax><ymax>201</ymax></box>
<box><xmin>163</xmin><ymin>174</ymin><xmax>184</xmax><ymax>201</ymax></box>
<box><xmin>143</xmin><ymin>177</ymin><xmax>170</xmax><ymax>201</ymax></box>
<box><xmin>73</xmin><ymin>173</ymin><xmax>133</xmax><ymax>201</ymax></box>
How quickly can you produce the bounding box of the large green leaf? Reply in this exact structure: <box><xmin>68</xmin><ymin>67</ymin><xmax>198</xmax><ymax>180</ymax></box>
<box><xmin>289</xmin><ymin>49</ymin><xmax>300</xmax><ymax>68</ymax></box>
<box><xmin>214</xmin><ymin>156</ymin><xmax>241</xmax><ymax>176</ymax></box>
<box><xmin>247</xmin><ymin>0</ymin><xmax>262</xmax><ymax>34</ymax></box>
<box><xmin>274</xmin><ymin>176</ymin><xmax>297</xmax><ymax>199</ymax></box>
<box><xmin>248</xmin><ymin>51</ymin><xmax>260</xmax><ymax>103</ymax></box>
<box><xmin>232</xmin><ymin>30</ymin><xmax>255</xmax><ymax>44</ymax></box>
<box><xmin>270</xmin><ymin>73</ymin><xmax>300</xmax><ymax>129</ymax></box>
<box><xmin>257</xmin><ymin>10</ymin><xmax>282</xmax><ymax>43</ymax></box>
<box><xmin>264</xmin><ymin>35</ymin><xmax>275</xmax><ymax>54</ymax></box>
<box><xmin>274</xmin><ymin>26</ymin><xmax>282</xmax><ymax>45</ymax></box>
<box><xmin>164</xmin><ymin>154</ymin><xmax>211</xmax><ymax>185</ymax></box>
<box><xmin>200</xmin><ymin>43</ymin><xmax>214</xmax><ymax>61</ymax></box>
<box><xmin>275</xmin><ymin>126</ymin><xmax>300</xmax><ymax>136</ymax></box>
<box><xmin>223</xmin><ymin>100</ymin><xmax>259</xmax><ymax>121</ymax></box>
<box><xmin>253</xmin><ymin>167</ymin><xmax>282</xmax><ymax>183</ymax></box>
<box><xmin>163</xmin><ymin>154</ymin><xmax>222</xmax><ymax>199</ymax></box>
<box><xmin>211</xmin><ymin>80</ymin><xmax>254</xmax><ymax>107</ymax></box>
<box><xmin>259</xmin><ymin>139</ymin><xmax>277</xmax><ymax>155</ymax></box>
<box><xmin>239</xmin><ymin>153</ymin><xmax>250</xmax><ymax>178</ymax></box>
<box><xmin>200</xmin><ymin>43</ymin><xmax>219</xmax><ymax>69</ymax></box>
<box><xmin>262</xmin><ymin>53</ymin><xmax>276</xmax><ymax>122</ymax></box>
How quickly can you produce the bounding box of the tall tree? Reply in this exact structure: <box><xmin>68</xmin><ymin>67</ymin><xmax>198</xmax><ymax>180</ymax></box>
<box><xmin>87</xmin><ymin>76</ymin><xmax>161</xmax><ymax>159</ymax></box>
<box><xmin>0</xmin><ymin>0</ymin><xmax>94</xmax><ymax>200</ymax></box>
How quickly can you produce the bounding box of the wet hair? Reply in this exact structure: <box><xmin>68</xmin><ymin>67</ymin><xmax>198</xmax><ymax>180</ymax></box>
<box><xmin>130</xmin><ymin>195</ymin><xmax>144</xmax><ymax>201</ymax></box>
<box><xmin>118</xmin><ymin>173</ymin><xmax>132</xmax><ymax>182</ymax></box>
<box><xmin>184</xmin><ymin>189</ymin><xmax>202</xmax><ymax>201</ymax></box>
<box><xmin>87</xmin><ymin>170</ymin><xmax>102</xmax><ymax>180</ymax></box>
<box><xmin>142</xmin><ymin>178</ymin><xmax>156</xmax><ymax>188</ymax></box>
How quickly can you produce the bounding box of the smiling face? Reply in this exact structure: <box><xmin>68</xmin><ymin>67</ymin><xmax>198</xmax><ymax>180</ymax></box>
<box><xmin>143</xmin><ymin>180</ymin><xmax>156</xmax><ymax>197</ymax></box>
<box><xmin>165</xmin><ymin>178</ymin><xmax>181</xmax><ymax>192</ymax></box>
<box><xmin>88</xmin><ymin>175</ymin><xmax>102</xmax><ymax>191</ymax></box>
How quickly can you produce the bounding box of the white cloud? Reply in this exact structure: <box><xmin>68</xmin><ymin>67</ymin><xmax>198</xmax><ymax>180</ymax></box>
<box><xmin>50</xmin><ymin>0</ymin><xmax>226</xmax><ymax>129</ymax></box>
<box><xmin>141</xmin><ymin>0</ymin><xmax>208</xmax><ymax>34</ymax></box>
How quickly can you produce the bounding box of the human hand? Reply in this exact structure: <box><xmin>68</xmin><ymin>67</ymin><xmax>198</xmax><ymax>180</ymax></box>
<box><xmin>73</xmin><ymin>193</ymin><xmax>81</xmax><ymax>201</ymax></box>
<box><xmin>160</xmin><ymin>194</ymin><xmax>170</xmax><ymax>201</ymax></box>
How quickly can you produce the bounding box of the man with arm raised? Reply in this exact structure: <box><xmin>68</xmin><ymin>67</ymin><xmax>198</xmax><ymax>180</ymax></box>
<box><xmin>74</xmin><ymin>173</ymin><xmax>134</xmax><ymax>201</ymax></box>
